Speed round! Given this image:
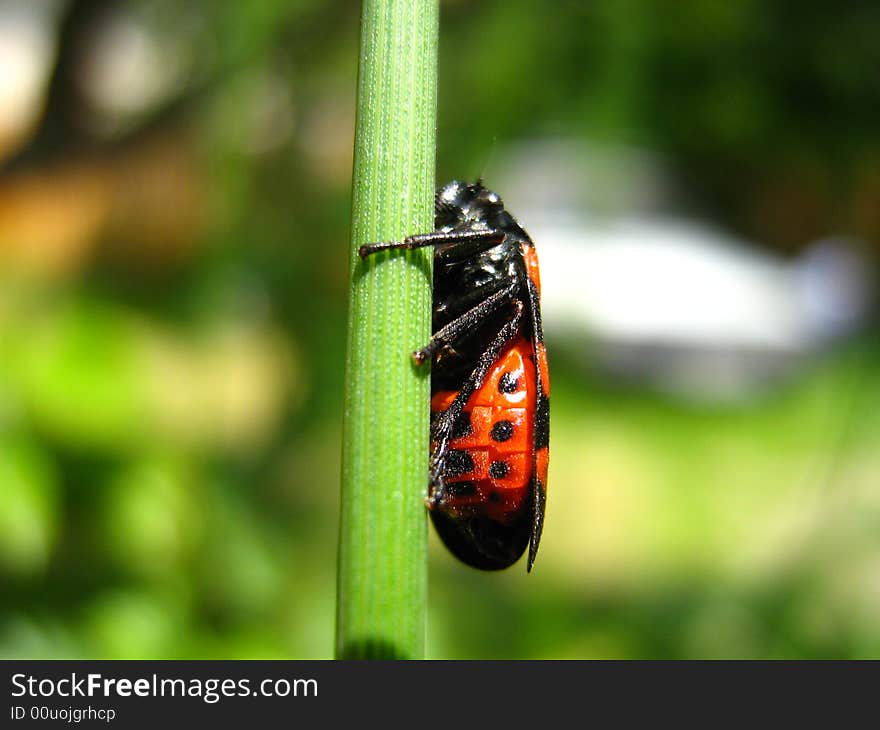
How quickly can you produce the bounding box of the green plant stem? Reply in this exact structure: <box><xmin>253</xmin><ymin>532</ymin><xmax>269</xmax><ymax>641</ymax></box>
<box><xmin>336</xmin><ymin>0</ymin><xmax>439</xmax><ymax>660</ymax></box>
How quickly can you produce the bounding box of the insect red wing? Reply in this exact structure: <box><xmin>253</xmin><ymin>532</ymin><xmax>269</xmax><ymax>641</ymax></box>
<box><xmin>429</xmin><ymin>334</ymin><xmax>537</xmax><ymax>569</ymax></box>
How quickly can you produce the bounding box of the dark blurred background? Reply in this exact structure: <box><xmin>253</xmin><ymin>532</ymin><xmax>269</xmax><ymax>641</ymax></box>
<box><xmin>1</xmin><ymin>0</ymin><xmax>878</xmax><ymax>659</ymax></box>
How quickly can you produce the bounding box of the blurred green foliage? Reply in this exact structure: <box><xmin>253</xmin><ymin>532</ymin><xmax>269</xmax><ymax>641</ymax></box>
<box><xmin>0</xmin><ymin>0</ymin><xmax>878</xmax><ymax>659</ymax></box>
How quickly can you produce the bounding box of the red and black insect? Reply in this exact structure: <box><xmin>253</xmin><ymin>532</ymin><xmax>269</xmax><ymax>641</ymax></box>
<box><xmin>359</xmin><ymin>180</ymin><xmax>549</xmax><ymax>571</ymax></box>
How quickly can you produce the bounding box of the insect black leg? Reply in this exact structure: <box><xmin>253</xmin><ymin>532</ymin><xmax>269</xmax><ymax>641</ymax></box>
<box><xmin>358</xmin><ymin>228</ymin><xmax>505</xmax><ymax>259</ymax></box>
<box><xmin>428</xmin><ymin>299</ymin><xmax>524</xmax><ymax>507</ymax></box>
<box><xmin>412</xmin><ymin>282</ymin><xmax>517</xmax><ymax>365</ymax></box>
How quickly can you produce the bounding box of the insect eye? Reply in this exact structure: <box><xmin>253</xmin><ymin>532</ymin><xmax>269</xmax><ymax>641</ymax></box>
<box><xmin>475</xmin><ymin>188</ymin><xmax>501</xmax><ymax>207</ymax></box>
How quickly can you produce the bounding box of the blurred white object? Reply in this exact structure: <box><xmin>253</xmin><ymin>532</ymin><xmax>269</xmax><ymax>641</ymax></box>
<box><xmin>0</xmin><ymin>1</ymin><xmax>64</xmax><ymax>159</ymax></box>
<box><xmin>537</xmin><ymin>217</ymin><xmax>806</xmax><ymax>350</ymax></box>
<box><xmin>492</xmin><ymin>140</ymin><xmax>875</xmax><ymax>401</ymax></box>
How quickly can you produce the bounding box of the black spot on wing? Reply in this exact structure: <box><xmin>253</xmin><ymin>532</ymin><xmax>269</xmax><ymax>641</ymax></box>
<box><xmin>451</xmin><ymin>411</ymin><xmax>473</xmax><ymax>439</ymax></box>
<box><xmin>498</xmin><ymin>372</ymin><xmax>519</xmax><ymax>394</ymax></box>
<box><xmin>443</xmin><ymin>449</ymin><xmax>475</xmax><ymax>479</ymax></box>
<box><xmin>447</xmin><ymin>481</ymin><xmax>477</xmax><ymax>498</ymax></box>
<box><xmin>490</xmin><ymin>420</ymin><xmax>514</xmax><ymax>442</ymax></box>
<box><xmin>488</xmin><ymin>461</ymin><xmax>509</xmax><ymax>479</ymax></box>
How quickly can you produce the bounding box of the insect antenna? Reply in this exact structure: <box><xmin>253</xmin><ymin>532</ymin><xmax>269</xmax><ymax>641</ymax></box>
<box><xmin>474</xmin><ymin>136</ymin><xmax>499</xmax><ymax>187</ymax></box>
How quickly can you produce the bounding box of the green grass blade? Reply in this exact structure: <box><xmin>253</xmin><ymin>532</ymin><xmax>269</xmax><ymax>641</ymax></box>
<box><xmin>336</xmin><ymin>0</ymin><xmax>439</xmax><ymax>660</ymax></box>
